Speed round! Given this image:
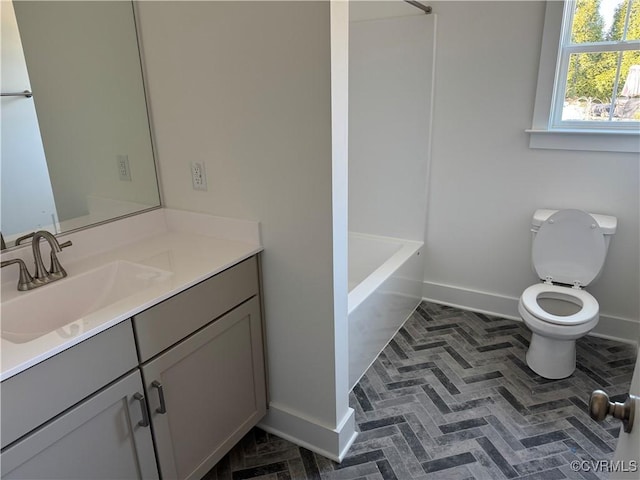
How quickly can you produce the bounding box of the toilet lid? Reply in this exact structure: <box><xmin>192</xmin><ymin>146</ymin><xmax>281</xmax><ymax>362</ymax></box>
<box><xmin>532</xmin><ymin>209</ymin><xmax>606</xmax><ymax>287</ymax></box>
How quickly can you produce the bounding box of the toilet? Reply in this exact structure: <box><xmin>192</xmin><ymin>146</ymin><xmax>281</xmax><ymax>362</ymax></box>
<box><xmin>518</xmin><ymin>209</ymin><xmax>617</xmax><ymax>379</ymax></box>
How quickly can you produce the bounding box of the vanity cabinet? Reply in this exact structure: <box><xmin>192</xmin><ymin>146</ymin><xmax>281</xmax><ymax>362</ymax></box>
<box><xmin>134</xmin><ymin>256</ymin><xmax>266</xmax><ymax>480</ymax></box>
<box><xmin>1</xmin><ymin>255</ymin><xmax>266</xmax><ymax>480</ymax></box>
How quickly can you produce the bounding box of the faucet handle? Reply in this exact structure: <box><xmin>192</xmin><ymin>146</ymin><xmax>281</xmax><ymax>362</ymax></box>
<box><xmin>49</xmin><ymin>240</ymin><xmax>72</xmax><ymax>279</ymax></box>
<box><xmin>58</xmin><ymin>240</ymin><xmax>72</xmax><ymax>249</ymax></box>
<box><xmin>1</xmin><ymin>258</ymin><xmax>36</xmax><ymax>291</ymax></box>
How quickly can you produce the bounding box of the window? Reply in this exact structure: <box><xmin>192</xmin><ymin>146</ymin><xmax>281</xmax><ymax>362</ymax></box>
<box><xmin>529</xmin><ymin>0</ymin><xmax>640</xmax><ymax>152</ymax></box>
<box><xmin>554</xmin><ymin>0</ymin><xmax>640</xmax><ymax>128</ymax></box>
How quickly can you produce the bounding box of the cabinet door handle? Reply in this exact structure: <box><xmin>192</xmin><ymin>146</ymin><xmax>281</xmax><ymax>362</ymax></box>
<box><xmin>134</xmin><ymin>392</ymin><xmax>150</xmax><ymax>427</ymax></box>
<box><xmin>151</xmin><ymin>380</ymin><xmax>167</xmax><ymax>414</ymax></box>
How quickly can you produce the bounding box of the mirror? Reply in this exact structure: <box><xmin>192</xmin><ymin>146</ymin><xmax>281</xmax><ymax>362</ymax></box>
<box><xmin>1</xmin><ymin>1</ymin><xmax>160</xmax><ymax>247</ymax></box>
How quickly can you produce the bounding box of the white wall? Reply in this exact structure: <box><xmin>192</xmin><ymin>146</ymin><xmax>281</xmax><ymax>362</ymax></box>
<box><xmin>423</xmin><ymin>1</ymin><xmax>639</xmax><ymax>339</ymax></box>
<box><xmin>349</xmin><ymin>3</ymin><xmax>434</xmax><ymax>241</ymax></box>
<box><xmin>136</xmin><ymin>1</ymin><xmax>355</xmax><ymax>460</ymax></box>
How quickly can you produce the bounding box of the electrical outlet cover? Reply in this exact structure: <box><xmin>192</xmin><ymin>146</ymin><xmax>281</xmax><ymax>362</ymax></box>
<box><xmin>191</xmin><ymin>161</ymin><xmax>207</xmax><ymax>191</ymax></box>
<box><xmin>117</xmin><ymin>155</ymin><xmax>131</xmax><ymax>181</ymax></box>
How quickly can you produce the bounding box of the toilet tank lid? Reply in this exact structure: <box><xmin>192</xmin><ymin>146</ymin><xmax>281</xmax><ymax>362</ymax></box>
<box><xmin>532</xmin><ymin>209</ymin><xmax>617</xmax><ymax>234</ymax></box>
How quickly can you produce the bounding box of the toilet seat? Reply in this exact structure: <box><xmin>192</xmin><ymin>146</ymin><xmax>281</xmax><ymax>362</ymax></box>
<box><xmin>520</xmin><ymin>283</ymin><xmax>598</xmax><ymax>326</ymax></box>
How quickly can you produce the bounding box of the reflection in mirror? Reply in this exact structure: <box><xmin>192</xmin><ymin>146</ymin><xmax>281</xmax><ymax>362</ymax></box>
<box><xmin>1</xmin><ymin>1</ymin><xmax>160</xmax><ymax>247</ymax></box>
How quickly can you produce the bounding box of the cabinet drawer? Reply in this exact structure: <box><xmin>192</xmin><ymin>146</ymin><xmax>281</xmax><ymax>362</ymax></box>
<box><xmin>134</xmin><ymin>256</ymin><xmax>259</xmax><ymax>362</ymax></box>
<box><xmin>1</xmin><ymin>320</ymin><xmax>137</xmax><ymax>449</ymax></box>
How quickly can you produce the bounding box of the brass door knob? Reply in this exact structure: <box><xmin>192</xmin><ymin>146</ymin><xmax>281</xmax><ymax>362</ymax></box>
<box><xmin>589</xmin><ymin>390</ymin><xmax>637</xmax><ymax>433</ymax></box>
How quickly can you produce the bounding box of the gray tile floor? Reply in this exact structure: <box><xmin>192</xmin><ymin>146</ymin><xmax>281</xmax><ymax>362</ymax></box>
<box><xmin>204</xmin><ymin>301</ymin><xmax>637</xmax><ymax>480</ymax></box>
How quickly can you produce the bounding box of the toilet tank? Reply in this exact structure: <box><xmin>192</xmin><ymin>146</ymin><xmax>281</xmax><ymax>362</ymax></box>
<box><xmin>531</xmin><ymin>209</ymin><xmax>618</xmax><ymax>249</ymax></box>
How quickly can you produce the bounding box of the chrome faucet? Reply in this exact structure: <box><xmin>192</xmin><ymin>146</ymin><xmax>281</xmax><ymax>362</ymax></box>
<box><xmin>0</xmin><ymin>230</ymin><xmax>72</xmax><ymax>291</ymax></box>
<box><xmin>31</xmin><ymin>230</ymin><xmax>71</xmax><ymax>283</ymax></box>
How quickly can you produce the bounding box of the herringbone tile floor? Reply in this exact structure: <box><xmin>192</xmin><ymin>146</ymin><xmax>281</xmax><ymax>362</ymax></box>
<box><xmin>204</xmin><ymin>301</ymin><xmax>638</xmax><ymax>480</ymax></box>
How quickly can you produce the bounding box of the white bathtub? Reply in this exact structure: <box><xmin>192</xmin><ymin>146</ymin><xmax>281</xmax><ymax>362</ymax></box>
<box><xmin>348</xmin><ymin>232</ymin><xmax>424</xmax><ymax>389</ymax></box>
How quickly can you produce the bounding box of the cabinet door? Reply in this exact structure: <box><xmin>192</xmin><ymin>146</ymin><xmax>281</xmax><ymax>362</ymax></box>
<box><xmin>1</xmin><ymin>370</ymin><xmax>158</xmax><ymax>480</ymax></box>
<box><xmin>142</xmin><ymin>297</ymin><xmax>266</xmax><ymax>480</ymax></box>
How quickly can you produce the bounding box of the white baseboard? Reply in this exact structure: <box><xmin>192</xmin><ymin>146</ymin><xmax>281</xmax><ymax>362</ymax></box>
<box><xmin>423</xmin><ymin>281</ymin><xmax>639</xmax><ymax>346</ymax></box>
<box><xmin>258</xmin><ymin>403</ymin><xmax>357</xmax><ymax>462</ymax></box>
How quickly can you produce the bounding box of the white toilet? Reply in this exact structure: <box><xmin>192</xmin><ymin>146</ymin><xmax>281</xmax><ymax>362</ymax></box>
<box><xmin>518</xmin><ymin>209</ymin><xmax>617</xmax><ymax>379</ymax></box>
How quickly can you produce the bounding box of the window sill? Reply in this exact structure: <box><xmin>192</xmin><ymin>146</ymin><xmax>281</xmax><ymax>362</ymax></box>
<box><xmin>526</xmin><ymin>129</ymin><xmax>640</xmax><ymax>153</ymax></box>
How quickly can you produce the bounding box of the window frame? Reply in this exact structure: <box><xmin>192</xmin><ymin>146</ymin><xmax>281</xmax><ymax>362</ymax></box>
<box><xmin>528</xmin><ymin>0</ymin><xmax>640</xmax><ymax>153</ymax></box>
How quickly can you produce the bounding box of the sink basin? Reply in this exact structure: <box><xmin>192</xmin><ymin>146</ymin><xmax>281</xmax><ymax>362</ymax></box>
<box><xmin>1</xmin><ymin>261</ymin><xmax>172</xmax><ymax>344</ymax></box>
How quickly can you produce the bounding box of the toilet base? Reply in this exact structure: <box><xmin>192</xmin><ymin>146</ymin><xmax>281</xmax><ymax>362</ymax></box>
<box><xmin>526</xmin><ymin>333</ymin><xmax>576</xmax><ymax>379</ymax></box>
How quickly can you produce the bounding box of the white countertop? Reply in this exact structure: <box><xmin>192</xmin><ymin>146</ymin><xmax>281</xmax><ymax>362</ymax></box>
<box><xmin>0</xmin><ymin>209</ymin><xmax>262</xmax><ymax>381</ymax></box>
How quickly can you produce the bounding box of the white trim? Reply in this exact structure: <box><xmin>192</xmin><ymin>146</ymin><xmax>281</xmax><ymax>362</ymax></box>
<box><xmin>594</xmin><ymin>316</ymin><xmax>640</xmax><ymax>346</ymax></box>
<box><xmin>549</xmin><ymin>0</ymin><xmax>575</xmax><ymax>126</ymax></box>
<box><xmin>423</xmin><ymin>281</ymin><xmax>521</xmax><ymax>319</ymax></box>
<box><xmin>528</xmin><ymin>1</ymin><xmax>640</xmax><ymax>153</ymax></box>
<box><xmin>531</xmin><ymin>1</ymin><xmax>564</xmax><ymax>131</ymax></box>
<box><xmin>258</xmin><ymin>403</ymin><xmax>357</xmax><ymax>463</ymax></box>
<box><xmin>562</xmin><ymin>42</ymin><xmax>640</xmax><ymax>54</ymax></box>
<box><xmin>329</xmin><ymin>0</ymin><xmax>354</xmax><ymax>462</ymax></box>
<box><xmin>422</xmin><ymin>280</ymin><xmax>639</xmax><ymax>345</ymax></box>
<box><xmin>527</xmin><ymin>129</ymin><xmax>640</xmax><ymax>153</ymax></box>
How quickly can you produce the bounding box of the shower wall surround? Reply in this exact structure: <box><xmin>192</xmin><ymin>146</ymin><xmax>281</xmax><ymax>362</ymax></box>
<box><xmin>348</xmin><ymin>8</ymin><xmax>434</xmax><ymax>242</ymax></box>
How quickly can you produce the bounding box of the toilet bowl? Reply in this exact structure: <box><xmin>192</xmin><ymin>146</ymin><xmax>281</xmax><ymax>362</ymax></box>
<box><xmin>519</xmin><ymin>209</ymin><xmax>617</xmax><ymax>379</ymax></box>
<box><xmin>519</xmin><ymin>284</ymin><xmax>599</xmax><ymax>379</ymax></box>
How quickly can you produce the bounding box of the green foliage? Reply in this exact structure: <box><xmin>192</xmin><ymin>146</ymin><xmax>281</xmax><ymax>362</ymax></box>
<box><xmin>566</xmin><ymin>0</ymin><xmax>605</xmax><ymax>99</ymax></box>
<box><xmin>565</xmin><ymin>0</ymin><xmax>640</xmax><ymax>103</ymax></box>
<box><xmin>607</xmin><ymin>0</ymin><xmax>640</xmax><ymax>40</ymax></box>
<box><xmin>571</xmin><ymin>0</ymin><xmax>605</xmax><ymax>43</ymax></box>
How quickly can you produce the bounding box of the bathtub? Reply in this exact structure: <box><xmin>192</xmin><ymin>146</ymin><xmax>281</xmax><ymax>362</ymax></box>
<box><xmin>348</xmin><ymin>232</ymin><xmax>424</xmax><ymax>389</ymax></box>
